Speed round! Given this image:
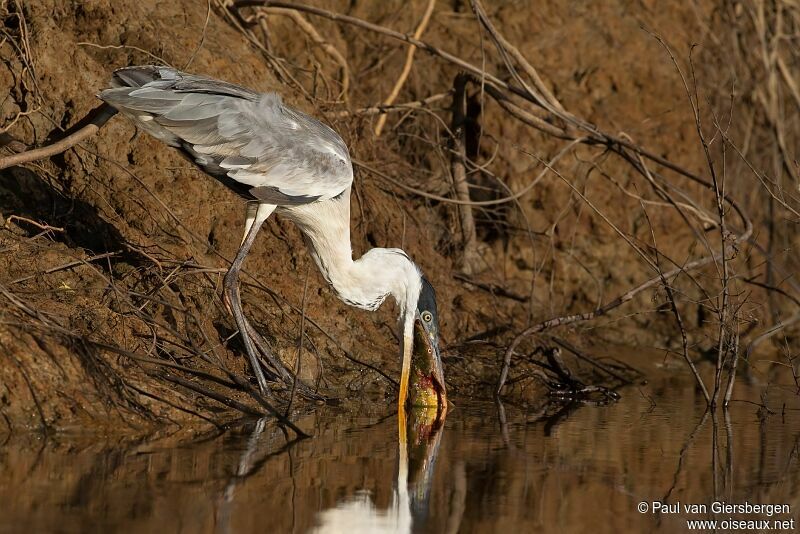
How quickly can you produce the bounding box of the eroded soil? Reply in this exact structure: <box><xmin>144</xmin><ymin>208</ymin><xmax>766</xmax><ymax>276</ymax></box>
<box><xmin>0</xmin><ymin>0</ymin><xmax>796</xmax><ymax>432</ymax></box>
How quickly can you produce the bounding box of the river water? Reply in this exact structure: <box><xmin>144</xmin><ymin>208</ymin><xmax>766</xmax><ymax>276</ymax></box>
<box><xmin>1</xmin><ymin>352</ymin><xmax>799</xmax><ymax>533</ymax></box>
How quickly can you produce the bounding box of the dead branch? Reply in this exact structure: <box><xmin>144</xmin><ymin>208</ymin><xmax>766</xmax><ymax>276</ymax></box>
<box><xmin>745</xmin><ymin>313</ymin><xmax>800</xmax><ymax>360</ymax></box>
<box><xmin>5</xmin><ymin>215</ymin><xmax>64</xmax><ymax>233</ymax></box>
<box><xmin>161</xmin><ymin>371</ymin><xmax>265</xmax><ymax>417</ymax></box>
<box><xmin>374</xmin><ymin>0</ymin><xmax>436</xmax><ymax>136</ymax></box>
<box><xmin>640</xmin><ymin>198</ymin><xmax>710</xmax><ymax>403</ymax></box>
<box><xmin>329</xmin><ymin>91</ymin><xmax>452</xmax><ymax>118</ymax></box>
<box><xmin>256</xmin><ymin>7</ymin><xmax>350</xmax><ymax>100</ymax></box>
<box><xmin>470</xmin><ymin>0</ymin><xmax>564</xmax><ymax>113</ymax></box>
<box><xmin>354</xmin><ymin>139</ymin><xmax>582</xmax><ymax>206</ymax></box>
<box><xmin>451</xmin><ymin>74</ymin><xmax>481</xmax><ymax>274</ymax></box>
<box><xmin>0</xmin><ymin>274</ymin><xmax>311</xmax><ymax>436</ymax></box>
<box><xmin>8</xmin><ymin>251</ymin><xmax>119</xmax><ymax>285</ymax></box>
<box><xmin>232</xmin><ymin>0</ymin><xmax>515</xmax><ymax>93</ymax></box>
<box><xmin>76</xmin><ymin>41</ymin><xmax>171</xmax><ymax>66</ymax></box>
<box><xmin>496</xmin><ymin>251</ymin><xmax>726</xmax><ymax>396</ymax></box>
<box><xmin>452</xmin><ymin>273</ymin><xmax>527</xmax><ymax>303</ymax></box>
<box><xmin>230</xmin><ymin>0</ymin><xmax>761</xmax><ymax>200</ymax></box>
<box><xmin>481</xmin><ymin>83</ymin><xmax>572</xmax><ymax>139</ymax></box>
<box><xmin>183</xmin><ymin>0</ymin><xmax>212</xmax><ymax>69</ymax></box>
<box><xmin>0</xmin><ymin>104</ymin><xmax>117</xmax><ymax>170</ymax></box>
<box><xmin>550</xmin><ymin>337</ymin><xmax>636</xmax><ymax>385</ymax></box>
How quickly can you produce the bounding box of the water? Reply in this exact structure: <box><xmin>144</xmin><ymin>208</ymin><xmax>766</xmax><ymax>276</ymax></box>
<box><xmin>1</xmin><ymin>354</ymin><xmax>799</xmax><ymax>533</ymax></box>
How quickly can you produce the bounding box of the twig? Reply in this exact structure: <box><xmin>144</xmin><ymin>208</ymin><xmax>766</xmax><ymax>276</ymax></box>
<box><xmin>5</xmin><ymin>215</ymin><xmax>64</xmax><ymax>234</ymax></box>
<box><xmin>231</xmin><ymin>1</ymin><xmax>752</xmax><ymax>200</ymax></box>
<box><xmin>744</xmin><ymin>313</ymin><xmax>800</xmax><ymax>360</ymax></box>
<box><xmin>126</xmin><ymin>382</ymin><xmax>221</xmax><ymax>427</ymax></box>
<box><xmin>374</xmin><ymin>0</ymin><xmax>436</xmax><ymax>136</ymax></box>
<box><xmin>77</xmin><ymin>41</ymin><xmax>171</xmax><ymax>66</ymax></box>
<box><xmin>470</xmin><ymin>0</ymin><xmax>564</xmax><ymax>113</ymax></box>
<box><xmin>285</xmin><ymin>270</ymin><xmax>309</xmax><ymax>415</ymax></box>
<box><xmin>328</xmin><ymin>91</ymin><xmax>452</xmax><ymax>118</ymax></box>
<box><xmin>183</xmin><ymin>0</ymin><xmax>212</xmax><ymax>69</ymax></box>
<box><xmin>742</xmin><ymin>276</ymin><xmax>800</xmax><ymax>308</ymax></box>
<box><xmin>0</xmin><ymin>104</ymin><xmax>117</xmax><ymax>170</ymax></box>
<box><xmin>353</xmin><ymin>138</ymin><xmax>582</xmax><ymax>206</ymax></box>
<box><xmin>450</xmin><ymin>74</ymin><xmax>480</xmax><ymax>274</ymax></box>
<box><xmin>0</xmin><ymin>276</ymin><xmax>310</xmax><ymax>436</ymax></box>
<box><xmin>7</xmin><ymin>251</ymin><xmax>119</xmax><ymax>285</ymax></box>
<box><xmin>257</xmin><ymin>7</ymin><xmax>350</xmax><ymax>100</ymax></box>
<box><xmin>231</xmin><ymin>0</ymin><xmax>515</xmax><ymax>95</ymax></box>
<box><xmin>724</xmin><ymin>317</ymin><xmax>741</xmax><ymax>406</ymax></box>
<box><xmin>452</xmin><ymin>273</ymin><xmax>526</xmax><ymax>302</ymax></box>
<box><xmin>161</xmin><ymin>371</ymin><xmax>264</xmax><ymax>417</ymax></box>
<box><xmin>481</xmin><ymin>83</ymin><xmax>571</xmax><ymax>138</ymax></box>
<box><xmin>496</xmin><ymin>251</ymin><xmax>725</xmax><ymax>396</ymax></box>
<box><xmin>0</xmin><ymin>105</ymin><xmax>41</xmax><ymax>133</ymax></box>
<box><xmin>550</xmin><ymin>337</ymin><xmax>635</xmax><ymax>385</ymax></box>
<box><xmin>640</xmin><ymin>199</ymin><xmax>710</xmax><ymax>403</ymax></box>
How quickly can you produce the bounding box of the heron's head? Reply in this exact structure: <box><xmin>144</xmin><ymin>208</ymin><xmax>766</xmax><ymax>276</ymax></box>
<box><xmin>397</xmin><ymin>271</ymin><xmax>446</xmax><ymax>413</ymax></box>
<box><xmin>411</xmin><ymin>277</ymin><xmax>447</xmax><ymax>410</ymax></box>
<box><xmin>358</xmin><ymin>249</ymin><xmax>446</xmax><ymax>412</ymax></box>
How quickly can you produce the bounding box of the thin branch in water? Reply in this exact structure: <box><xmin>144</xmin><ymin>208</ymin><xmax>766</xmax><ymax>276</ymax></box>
<box><xmin>640</xmin><ymin>198</ymin><xmax>710</xmax><ymax>403</ymax></box>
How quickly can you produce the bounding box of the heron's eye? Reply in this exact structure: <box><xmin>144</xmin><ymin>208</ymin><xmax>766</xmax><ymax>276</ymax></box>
<box><xmin>421</xmin><ymin>311</ymin><xmax>433</xmax><ymax>323</ymax></box>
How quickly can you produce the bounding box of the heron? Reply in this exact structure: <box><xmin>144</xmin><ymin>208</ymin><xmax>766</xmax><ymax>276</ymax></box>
<box><xmin>98</xmin><ymin>66</ymin><xmax>446</xmax><ymax>410</ymax></box>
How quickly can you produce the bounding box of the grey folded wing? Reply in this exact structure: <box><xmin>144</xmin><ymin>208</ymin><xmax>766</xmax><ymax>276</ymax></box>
<box><xmin>99</xmin><ymin>66</ymin><xmax>353</xmax><ymax>205</ymax></box>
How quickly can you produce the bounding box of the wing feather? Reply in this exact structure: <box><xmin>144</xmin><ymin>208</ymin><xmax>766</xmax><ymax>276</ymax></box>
<box><xmin>99</xmin><ymin>66</ymin><xmax>352</xmax><ymax>204</ymax></box>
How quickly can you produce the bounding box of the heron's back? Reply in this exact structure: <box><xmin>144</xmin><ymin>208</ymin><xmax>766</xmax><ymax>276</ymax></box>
<box><xmin>99</xmin><ymin>66</ymin><xmax>353</xmax><ymax>205</ymax></box>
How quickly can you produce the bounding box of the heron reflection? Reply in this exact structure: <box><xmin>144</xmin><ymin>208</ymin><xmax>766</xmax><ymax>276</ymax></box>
<box><xmin>313</xmin><ymin>406</ymin><xmax>446</xmax><ymax>534</ymax></box>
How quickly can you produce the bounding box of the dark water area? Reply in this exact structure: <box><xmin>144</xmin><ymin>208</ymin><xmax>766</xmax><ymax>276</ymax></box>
<box><xmin>1</xmin><ymin>351</ymin><xmax>799</xmax><ymax>533</ymax></box>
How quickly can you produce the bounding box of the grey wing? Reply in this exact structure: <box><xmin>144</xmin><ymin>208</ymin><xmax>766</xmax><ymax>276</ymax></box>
<box><xmin>99</xmin><ymin>66</ymin><xmax>353</xmax><ymax>204</ymax></box>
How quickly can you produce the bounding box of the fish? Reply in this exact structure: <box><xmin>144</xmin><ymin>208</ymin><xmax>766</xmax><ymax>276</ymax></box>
<box><xmin>407</xmin><ymin>316</ymin><xmax>447</xmax><ymax>415</ymax></box>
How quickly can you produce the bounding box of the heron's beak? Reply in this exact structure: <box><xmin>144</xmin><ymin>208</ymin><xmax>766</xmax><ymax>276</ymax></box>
<box><xmin>407</xmin><ymin>315</ymin><xmax>447</xmax><ymax>413</ymax></box>
<box><xmin>399</xmin><ymin>331</ymin><xmax>413</xmax><ymax>414</ymax></box>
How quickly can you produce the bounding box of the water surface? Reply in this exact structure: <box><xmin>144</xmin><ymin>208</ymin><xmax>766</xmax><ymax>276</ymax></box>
<box><xmin>1</xmin><ymin>354</ymin><xmax>799</xmax><ymax>533</ymax></box>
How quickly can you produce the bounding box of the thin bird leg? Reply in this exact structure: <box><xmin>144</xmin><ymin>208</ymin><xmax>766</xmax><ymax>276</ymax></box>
<box><xmin>241</xmin><ymin>202</ymin><xmax>262</xmax><ymax>246</ymax></box>
<box><xmin>239</xmin><ymin>204</ymin><xmax>305</xmax><ymax>387</ymax></box>
<box><xmin>224</xmin><ymin>203</ymin><xmax>276</xmax><ymax>395</ymax></box>
<box><xmin>243</xmin><ymin>318</ymin><xmax>292</xmax><ymax>381</ymax></box>
<box><xmin>242</xmin><ymin>317</ymin><xmax>326</xmax><ymax>401</ymax></box>
<box><xmin>235</xmin><ymin>205</ymin><xmax>324</xmax><ymax>400</ymax></box>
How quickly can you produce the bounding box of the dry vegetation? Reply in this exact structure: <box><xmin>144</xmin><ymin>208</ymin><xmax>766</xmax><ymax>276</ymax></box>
<box><xmin>0</xmin><ymin>0</ymin><xmax>797</xmax><ymax>433</ymax></box>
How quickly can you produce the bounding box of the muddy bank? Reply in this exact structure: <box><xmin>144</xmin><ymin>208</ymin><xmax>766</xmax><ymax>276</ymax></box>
<box><xmin>0</xmin><ymin>1</ymin><xmax>797</xmax><ymax>432</ymax></box>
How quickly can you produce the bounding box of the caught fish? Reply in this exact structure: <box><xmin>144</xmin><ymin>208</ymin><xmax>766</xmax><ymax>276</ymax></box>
<box><xmin>407</xmin><ymin>312</ymin><xmax>447</xmax><ymax>413</ymax></box>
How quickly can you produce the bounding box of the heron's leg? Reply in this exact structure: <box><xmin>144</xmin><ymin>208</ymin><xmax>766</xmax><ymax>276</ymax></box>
<box><xmin>237</xmin><ymin>204</ymin><xmax>296</xmax><ymax>383</ymax></box>
<box><xmin>224</xmin><ymin>202</ymin><xmax>276</xmax><ymax>394</ymax></box>
<box><xmin>243</xmin><ymin>319</ymin><xmax>326</xmax><ymax>401</ymax></box>
<box><xmin>243</xmin><ymin>320</ymin><xmax>291</xmax><ymax>379</ymax></box>
<box><xmin>241</xmin><ymin>202</ymin><xmax>260</xmax><ymax>245</ymax></box>
<box><xmin>222</xmin><ymin>202</ymin><xmax>264</xmax><ymax>317</ymax></box>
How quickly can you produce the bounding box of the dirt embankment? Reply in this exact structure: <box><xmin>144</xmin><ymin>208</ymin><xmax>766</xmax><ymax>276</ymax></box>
<box><xmin>0</xmin><ymin>0</ymin><xmax>797</xmax><ymax>432</ymax></box>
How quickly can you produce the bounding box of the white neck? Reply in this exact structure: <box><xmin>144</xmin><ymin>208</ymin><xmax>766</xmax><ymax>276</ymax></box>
<box><xmin>280</xmin><ymin>191</ymin><xmax>422</xmax><ymax>316</ymax></box>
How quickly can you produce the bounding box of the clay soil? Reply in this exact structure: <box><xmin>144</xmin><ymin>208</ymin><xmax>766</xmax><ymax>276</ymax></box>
<box><xmin>0</xmin><ymin>0</ymin><xmax>797</xmax><ymax>433</ymax></box>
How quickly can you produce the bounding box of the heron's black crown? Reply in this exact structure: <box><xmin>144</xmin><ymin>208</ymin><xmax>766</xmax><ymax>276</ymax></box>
<box><xmin>417</xmin><ymin>277</ymin><xmax>439</xmax><ymax>332</ymax></box>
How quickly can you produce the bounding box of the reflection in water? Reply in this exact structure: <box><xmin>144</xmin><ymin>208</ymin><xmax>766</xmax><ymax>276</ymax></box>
<box><xmin>1</xmin><ymin>352</ymin><xmax>800</xmax><ymax>533</ymax></box>
<box><xmin>314</xmin><ymin>406</ymin><xmax>446</xmax><ymax>534</ymax></box>
<box><xmin>217</xmin><ymin>417</ymin><xmax>268</xmax><ymax>534</ymax></box>
<box><xmin>313</xmin><ymin>489</ymin><xmax>409</xmax><ymax>534</ymax></box>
